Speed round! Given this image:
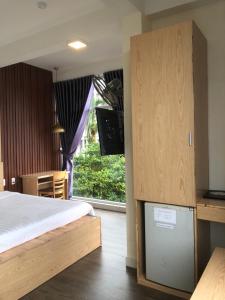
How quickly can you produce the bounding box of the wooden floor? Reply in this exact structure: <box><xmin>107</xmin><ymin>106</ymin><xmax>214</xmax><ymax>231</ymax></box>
<box><xmin>22</xmin><ymin>209</ymin><xmax>182</xmax><ymax>300</ymax></box>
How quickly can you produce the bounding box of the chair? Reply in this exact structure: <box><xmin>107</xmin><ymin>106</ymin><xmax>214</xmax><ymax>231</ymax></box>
<box><xmin>39</xmin><ymin>171</ymin><xmax>67</xmax><ymax>199</ymax></box>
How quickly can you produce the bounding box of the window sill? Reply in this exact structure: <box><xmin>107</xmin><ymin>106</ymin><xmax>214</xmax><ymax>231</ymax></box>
<box><xmin>72</xmin><ymin>196</ymin><xmax>126</xmax><ymax>213</ymax></box>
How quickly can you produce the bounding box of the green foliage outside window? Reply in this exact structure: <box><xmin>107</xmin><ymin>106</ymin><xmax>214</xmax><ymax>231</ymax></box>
<box><xmin>73</xmin><ymin>142</ymin><xmax>126</xmax><ymax>202</ymax></box>
<box><xmin>73</xmin><ymin>93</ymin><xmax>126</xmax><ymax>202</ymax></box>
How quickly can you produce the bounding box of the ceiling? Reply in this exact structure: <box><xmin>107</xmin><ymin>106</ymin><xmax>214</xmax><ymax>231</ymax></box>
<box><xmin>27</xmin><ymin>34</ymin><xmax>122</xmax><ymax>73</ymax></box>
<box><xmin>0</xmin><ymin>0</ymin><xmax>201</xmax><ymax>80</ymax></box>
<box><xmin>0</xmin><ymin>0</ymin><xmax>103</xmax><ymax>47</ymax></box>
<box><xmin>144</xmin><ymin>0</ymin><xmax>198</xmax><ymax>15</ymax></box>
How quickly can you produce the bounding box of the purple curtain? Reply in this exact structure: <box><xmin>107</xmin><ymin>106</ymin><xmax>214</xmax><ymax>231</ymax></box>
<box><xmin>54</xmin><ymin>75</ymin><xmax>94</xmax><ymax>198</ymax></box>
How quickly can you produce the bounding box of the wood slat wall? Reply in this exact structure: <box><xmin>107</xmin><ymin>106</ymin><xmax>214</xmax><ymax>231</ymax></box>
<box><xmin>0</xmin><ymin>63</ymin><xmax>60</xmax><ymax>192</ymax></box>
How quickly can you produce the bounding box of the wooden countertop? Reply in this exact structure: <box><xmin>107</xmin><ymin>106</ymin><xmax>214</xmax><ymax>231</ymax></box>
<box><xmin>197</xmin><ymin>198</ymin><xmax>225</xmax><ymax>209</ymax></box>
<box><xmin>197</xmin><ymin>198</ymin><xmax>225</xmax><ymax>223</ymax></box>
<box><xmin>191</xmin><ymin>248</ymin><xmax>225</xmax><ymax>300</ymax></box>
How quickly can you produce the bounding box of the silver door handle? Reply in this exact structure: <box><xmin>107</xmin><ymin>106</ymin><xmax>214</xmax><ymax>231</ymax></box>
<box><xmin>188</xmin><ymin>132</ymin><xmax>192</xmax><ymax>146</ymax></box>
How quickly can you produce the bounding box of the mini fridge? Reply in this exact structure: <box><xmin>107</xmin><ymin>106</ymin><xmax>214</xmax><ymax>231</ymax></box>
<box><xmin>144</xmin><ymin>202</ymin><xmax>195</xmax><ymax>292</ymax></box>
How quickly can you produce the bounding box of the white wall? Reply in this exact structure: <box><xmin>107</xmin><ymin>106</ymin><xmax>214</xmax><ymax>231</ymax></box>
<box><xmin>146</xmin><ymin>0</ymin><xmax>225</xmax><ymax>252</ymax></box>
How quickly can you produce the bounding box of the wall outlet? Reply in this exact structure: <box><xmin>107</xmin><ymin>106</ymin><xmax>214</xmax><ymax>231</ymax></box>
<box><xmin>11</xmin><ymin>177</ymin><xmax>16</xmax><ymax>185</ymax></box>
<box><xmin>3</xmin><ymin>179</ymin><xmax>5</xmax><ymax>186</ymax></box>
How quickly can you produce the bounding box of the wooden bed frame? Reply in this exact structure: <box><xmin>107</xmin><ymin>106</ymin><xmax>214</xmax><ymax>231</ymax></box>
<box><xmin>0</xmin><ymin>162</ymin><xmax>101</xmax><ymax>300</ymax></box>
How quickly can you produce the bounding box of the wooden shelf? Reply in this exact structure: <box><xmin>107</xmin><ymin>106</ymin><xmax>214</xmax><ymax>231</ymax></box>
<box><xmin>191</xmin><ymin>247</ymin><xmax>225</xmax><ymax>300</ymax></box>
<box><xmin>197</xmin><ymin>198</ymin><xmax>225</xmax><ymax>223</ymax></box>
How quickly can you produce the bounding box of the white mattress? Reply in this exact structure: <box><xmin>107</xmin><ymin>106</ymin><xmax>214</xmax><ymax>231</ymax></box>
<box><xmin>0</xmin><ymin>191</ymin><xmax>95</xmax><ymax>254</ymax></box>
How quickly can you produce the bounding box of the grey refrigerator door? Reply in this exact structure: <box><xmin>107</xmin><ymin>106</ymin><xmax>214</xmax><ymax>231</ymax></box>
<box><xmin>145</xmin><ymin>202</ymin><xmax>195</xmax><ymax>292</ymax></box>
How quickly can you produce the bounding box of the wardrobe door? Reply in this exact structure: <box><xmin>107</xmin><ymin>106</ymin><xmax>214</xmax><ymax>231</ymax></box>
<box><xmin>131</xmin><ymin>22</ymin><xmax>195</xmax><ymax>207</ymax></box>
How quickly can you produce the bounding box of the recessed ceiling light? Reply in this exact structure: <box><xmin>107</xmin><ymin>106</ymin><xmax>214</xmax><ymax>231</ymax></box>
<box><xmin>68</xmin><ymin>41</ymin><xmax>87</xmax><ymax>50</ymax></box>
<box><xmin>37</xmin><ymin>1</ymin><xmax>47</xmax><ymax>9</ymax></box>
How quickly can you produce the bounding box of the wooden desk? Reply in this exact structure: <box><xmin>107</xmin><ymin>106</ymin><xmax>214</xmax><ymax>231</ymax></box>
<box><xmin>197</xmin><ymin>198</ymin><xmax>225</xmax><ymax>223</ymax></box>
<box><xmin>191</xmin><ymin>247</ymin><xmax>225</xmax><ymax>300</ymax></box>
<box><xmin>21</xmin><ymin>171</ymin><xmax>68</xmax><ymax>199</ymax></box>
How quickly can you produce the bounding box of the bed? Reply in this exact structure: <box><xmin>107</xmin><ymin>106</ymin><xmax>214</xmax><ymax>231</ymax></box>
<box><xmin>0</xmin><ymin>185</ymin><xmax>101</xmax><ymax>299</ymax></box>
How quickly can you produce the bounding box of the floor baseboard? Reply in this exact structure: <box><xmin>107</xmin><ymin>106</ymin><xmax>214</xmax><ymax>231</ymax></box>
<box><xmin>126</xmin><ymin>256</ymin><xmax>137</xmax><ymax>269</ymax></box>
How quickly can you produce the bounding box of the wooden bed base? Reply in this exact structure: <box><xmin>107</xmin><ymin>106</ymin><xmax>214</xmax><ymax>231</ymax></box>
<box><xmin>0</xmin><ymin>215</ymin><xmax>101</xmax><ymax>300</ymax></box>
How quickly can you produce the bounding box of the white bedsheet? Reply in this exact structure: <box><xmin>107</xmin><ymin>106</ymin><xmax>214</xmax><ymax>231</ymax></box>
<box><xmin>0</xmin><ymin>191</ymin><xmax>95</xmax><ymax>253</ymax></box>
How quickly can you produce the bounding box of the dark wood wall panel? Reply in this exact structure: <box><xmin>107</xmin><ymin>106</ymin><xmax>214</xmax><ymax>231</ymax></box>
<box><xmin>0</xmin><ymin>63</ymin><xmax>60</xmax><ymax>191</ymax></box>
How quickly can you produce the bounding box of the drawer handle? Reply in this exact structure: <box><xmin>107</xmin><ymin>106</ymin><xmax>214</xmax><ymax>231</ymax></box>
<box><xmin>188</xmin><ymin>132</ymin><xmax>192</xmax><ymax>146</ymax></box>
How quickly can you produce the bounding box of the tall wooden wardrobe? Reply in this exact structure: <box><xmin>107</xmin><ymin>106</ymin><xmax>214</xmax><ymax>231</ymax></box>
<box><xmin>131</xmin><ymin>21</ymin><xmax>209</xmax><ymax>299</ymax></box>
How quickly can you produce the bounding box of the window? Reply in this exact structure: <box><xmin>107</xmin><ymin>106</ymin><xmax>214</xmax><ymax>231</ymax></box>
<box><xmin>73</xmin><ymin>89</ymin><xmax>125</xmax><ymax>202</ymax></box>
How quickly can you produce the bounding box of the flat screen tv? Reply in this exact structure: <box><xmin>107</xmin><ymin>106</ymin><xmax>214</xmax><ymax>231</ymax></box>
<box><xmin>96</xmin><ymin>107</ymin><xmax>124</xmax><ymax>156</ymax></box>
